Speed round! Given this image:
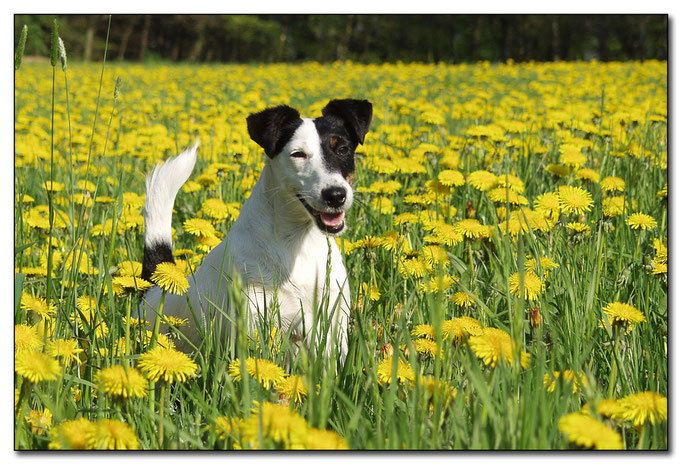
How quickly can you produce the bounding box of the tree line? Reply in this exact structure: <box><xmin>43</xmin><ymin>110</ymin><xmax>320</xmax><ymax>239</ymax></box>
<box><xmin>15</xmin><ymin>14</ymin><xmax>668</xmax><ymax>64</ymax></box>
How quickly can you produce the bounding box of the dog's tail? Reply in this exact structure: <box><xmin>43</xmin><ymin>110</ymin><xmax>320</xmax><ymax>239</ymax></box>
<box><xmin>141</xmin><ymin>140</ymin><xmax>199</xmax><ymax>282</ymax></box>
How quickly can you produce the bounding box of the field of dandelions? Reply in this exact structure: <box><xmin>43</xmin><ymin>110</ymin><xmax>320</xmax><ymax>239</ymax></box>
<box><xmin>14</xmin><ymin>49</ymin><xmax>667</xmax><ymax>450</ymax></box>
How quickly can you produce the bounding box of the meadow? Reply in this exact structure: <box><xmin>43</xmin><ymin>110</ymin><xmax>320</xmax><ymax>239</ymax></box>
<box><xmin>14</xmin><ymin>55</ymin><xmax>667</xmax><ymax>450</ymax></box>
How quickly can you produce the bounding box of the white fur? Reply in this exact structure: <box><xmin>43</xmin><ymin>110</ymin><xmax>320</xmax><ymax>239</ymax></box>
<box><xmin>140</xmin><ymin>121</ymin><xmax>351</xmax><ymax>360</ymax></box>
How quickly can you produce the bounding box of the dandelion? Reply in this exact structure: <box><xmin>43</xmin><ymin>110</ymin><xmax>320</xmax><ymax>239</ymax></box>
<box><xmin>15</xmin><ymin>350</ymin><xmax>61</xmax><ymax>383</ymax></box>
<box><xmin>558</xmin><ymin>413</ymin><xmax>623</xmax><ymax>450</ymax></box>
<box><xmin>15</xmin><ymin>324</ymin><xmax>42</xmax><ymax>353</ymax></box>
<box><xmin>626</xmin><ymin>212</ymin><xmax>657</xmax><ymax>231</ymax></box>
<box><xmin>117</xmin><ymin>260</ymin><xmax>143</xmax><ymax>276</ymax></box>
<box><xmin>488</xmin><ymin>187</ymin><xmax>529</xmax><ymax>206</ymax></box>
<box><xmin>454</xmin><ymin>218</ymin><xmax>488</xmax><ymax>239</ymax></box>
<box><xmin>525</xmin><ymin>256</ymin><xmax>559</xmax><ymax>277</ymax></box>
<box><xmin>600</xmin><ymin>176</ymin><xmax>626</xmax><ymax>193</ymax></box>
<box><xmin>376</xmin><ymin>356</ymin><xmax>415</xmax><ymax>384</ymax></box>
<box><xmin>150</xmin><ymin>262</ymin><xmax>189</xmax><ymax>295</ymax></box>
<box><xmin>20</xmin><ymin>294</ymin><xmax>56</xmax><ymax>319</ymax></box>
<box><xmin>94</xmin><ymin>365</ymin><xmax>148</xmax><ymax>399</ymax></box>
<box><xmin>602</xmin><ymin>196</ymin><xmax>626</xmax><ymax>217</ymax></box>
<box><xmin>534</xmin><ymin>192</ymin><xmax>561</xmax><ymax>221</ymax></box>
<box><xmin>567</xmin><ymin>222</ymin><xmax>590</xmax><ymax>234</ymax></box>
<box><xmin>603</xmin><ymin>302</ymin><xmax>646</xmax><ymax>328</ymax></box>
<box><xmin>370</xmin><ymin>196</ymin><xmax>395</xmax><ymax>215</ymax></box>
<box><xmin>137</xmin><ymin>346</ymin><xmax>197</xmax><ymax>383</ymax></box>
<box><xmin>543</xmin><ymin>370</ymin><xmax>587</xmax><ymax>394</ymax></box>
<box><xmin>468</xmin><ymin>170</ymin><xmax>498</xmax><ymax>191</ymax></box>
<box><xmin>545</xmin><ymin>164</ymin><xmax>571</xmax><ymax>177</ymax></box>
<box><xmin>183</xmin><ymin>218</ymin><xmax>217</xmax><ymax>237</ymax></box>
<box><xmin>276</xmin><ymin>375</ymin><xmax>308</xmax><ymax>404</ymax></box>
<box><xmin>437</xmin><ymin>169</ymin><xmax>465</xmax><ymax>187</ymax></box>
<box><xmin>26</xmin><ymin>408</ymin><xmax>52</xmax><ymax>435</ymax></box>
<box><xmin>201</xmin><ymin>198</ymin><xmax>229</xmax><ymax>221</ymax></box>
<box><xmin>557</xmin><ymin>185</ymin><xmax>594</xmax><ymax>216</ymax></box>
<box><xmin>509</xmin><ymin>271</ymin><xmax>545</xmax><ymax>300</ymax></box>
<box><xmin>616</xmin><ymin>391</ymin><xmax>667</xmax><ymax>426</ymax></box>
<box><xmin>228</xmin><ymin>357</ymin><xmax>286</xmax><ymax>389</ymax></box>
<box><xmin>238</xmin><ymin>401</ymin><xmax>310</xmax><ymax>449</ymax></box>
<box><xmin>46</xmin><ymin>338</ymin><xmax>83</xmax><ymax>366</ymax></box>
<box><xmin>468</xmin><ymin>327</ymin><xmax>530</xmax><ymax>368</ymax></box>
<box><xmin>399</xmin><ymin>257</ymin><xmax>431</xmax><ymax>278</ymax></box>
<box><xmin>88</xmin><ymin>419</ymin><xmax>139</xmax><ymax>450</ymax></box>
<box><xmin>413</xmin><ymin>338</ymin><xmax>439</xmax><ymax>357</ymax></box>
<box><xmin>411</xmin><ymin>324</ymin><xmax>435</xmax><ymax>339</ymax></box>
<box><xmin>450</xmin><ymin>291</ymin><xmax>476</xmax><ymax>308</ymax></box>
<box><xmin>302</xmin><ymin>428</ymin><xmax>349</xmax><ymax>450</ymax></box>
<box><xmin>559</xmin><ymin>150</ymin><xmax>587</xmax><ymax>168</ymax></box>
<box><xmin>575</xmin><ymin>168</ymin><xmax>600</xmax><ymax>183</ymax></box>
<box><xmin>442</xmin><ymin>316</ymin><xmax>483</xmax><ymax>342</ymax></box>
<box><xmin>112</xmin><ymin>275</ymin><xmax>154</xmax><ymax>294</ymax></box>
<box><xmin>49</xmin><ymin>418</ymin><xmax>97</xmax><ymax>450</ymax></box>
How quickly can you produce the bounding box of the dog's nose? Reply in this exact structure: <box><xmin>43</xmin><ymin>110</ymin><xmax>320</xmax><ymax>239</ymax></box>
<box><xmin>322</xmin><ymin>186</ymin><xmax>346</xmax><ymax>208</ymax></box>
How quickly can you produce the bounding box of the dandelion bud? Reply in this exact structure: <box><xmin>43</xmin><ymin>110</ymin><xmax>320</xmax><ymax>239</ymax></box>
<box><xmin>15</xmin><ymin>24</ymin><xmax>28</xmax><ymax>71</ymax></box>
<box><xmin>529</xmin><ymin>306</ymin><xmax>542</xmax><ymax>327</ymax></box>
<box><xmin>58</xmin><ymin>37</ymin><xmax>67</xmax><ymax>72</ymax></box>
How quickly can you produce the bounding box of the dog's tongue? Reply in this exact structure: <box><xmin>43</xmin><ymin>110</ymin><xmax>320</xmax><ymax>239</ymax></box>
<box><xmin>320</xmin><ymin>211</ymin><xmax>345</xmax><ymax>228</ymax></box>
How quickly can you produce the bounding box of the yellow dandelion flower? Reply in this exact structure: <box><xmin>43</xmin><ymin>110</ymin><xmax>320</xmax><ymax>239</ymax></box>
<box><xmin>602</xmin><ymin>196</ymin><xmax>626</xmax><ymax>217</ymax></box>
<box><xmin>545</xmin><ymin>164</ymin><xmax>571</xmax><ymax>177</ymax></box>
<box><xmin>183</xmin><ymin>218</ymin><xmax>217</xmax><ymax>237</ymax></box>
<box><xmin>276</xmin><ymin>375</ymin><xmax>308</xmax><ymax>405</ymax></box>
<box><xmin>509</xmin><ymin>271</ymin><xmax>545</xmax><ymax>300</ymax></box>
<box><xmin>525</xmin><ymin>257</ymin><xmax>559</xmax><ymax>277</ymax></box>
<box><xmin>150</xmin><ymin>262</ymin><xmax>189</xmax><ymax>295</ymax></box>
<box><xmin>413</xmin><ymin>338</ymin><xmax>439</xmax><ymax>357</ymax></box>
<box><xmin>454</xmin><ymin>218</ymin><xmax>488</xmax><ymax>239</ymax></box>
<box><xmin>112</xmin><ymin>275</ymin><xmax>154</xmax><ymax>294</ymax></box>
<box><xmin>201</xmin><ymin>198</ymin><xmax>229</xmax><ymax>221</ymax></box>
<box><xmin>419</xmin><ymin>275</ymin><xmax>458</xmax><ymax>294</ymax></box>
<box><xmin>488</xmin><ymin>187</ymin><xmax>529</xmax><ymax>206</ymax></box>
<box><xmin>238</xmin><ymin>401</ymin><xmax>310</xmax><ymax>449</ymax></box>
<box><xmin>399</xmin><ymin>257</ymin><xmax>431</xmax><ymax>278</ymax></box>
<box><xmin>450</xmin><ymin>292</ymin><xmax>476</xmax><ymax>308</ymax></box>
<box><xmin>468</xmin><ymin>327</ymin><xmax>530</xmax><ymax>368</ymax></box>
<box><xmin>411</xmin><ymin>324</ymin><xmax>435</xmax><ymax>339</ymax></box>
<box><xmin>117</xmin><ymin>260</ymin><xmax>142</xmax><ymax>277</ymax></box>
<box><xmin>442</xmin><ymin>316</ymin><xmax>483</xmax><ymax>342</ymax></box>
<box><xmin>228</xmin><ymin>357</ymin><xmax>286</xmax><ymax>389</ymax></box>
<box><xmin>437</xmin><ymin>169</ymin><xmax>465</xmax><ymax>187</ymax></box>
<box><xmin>393</xmin><ymin>212</ymin><xmax>418</xmax><ymax>225</ymax></box>
<box><xmin>468</xmin><ymin>170</ymin><xmax>498</xmax><ymax>191</ymax></box>
<box><xmin>558</xmin><ymin>413</ymin><xmax>623</xmax><ymax>450</ymax></box>
<box><xmin>15</xmin><ymin>350</ymin><xmax>61</xmax><ymax>383</ymax></box>
<box><xmin>370</xmin><ymin>196</ymin><xmax>395</xmax><ymax>215</ymax></box>
<box><xmin>543</xmin><ymin>370</ymin><xmax>587</xmax><ymax>394</ymax></box>
<box><xmin>626</xmin><ymin>212</ymin><xmax>657</xmax><ymax>230</ymax></box>
<box><xmin>421</xmin><ymin>245</ymin><xmax>450</xmax><ymax>265</ymax></box>
<box><xmin>20</xmin><ymin>294</ymin><xmax>56</xmax><ymax>319</ymax></box>
<box><xmin>616</xmin><ymin>391</ymin><xmax>667</xmax><ymax>426</ymax></box>
<box><xmin>534</xmin><ymin>192</ymin><xmax>561</xmax><ymax>221</ymax></box>
<box><xmin>575</xmin><ymin>168</ymin><xmax>600</xmax><ymax>183</ymax></box>
<box><xmin>46</xmin><ymin>338</ymin><xmax>83</xmax><ymax>366</ymax></box>
<box><xmin>88</xmin><ymin>419</ymin><xmax>139</xmax><ymax>450</ymax></box>
<box><xmin>649</xmin><ymin>261</ymin><xmax>667</xmax><ymax>275</ymax></box>
<box><xmin>196</xmin><ymin>233</ymin><xmax>222</xmax><ymax>252</ymax></box>
<box><xmin>95</xmin><ymin>365</ymin><xmax>148</xmax><ymax>399</ymax></box>
<box><xmin>603</xmin><ymin>302</ymin><xmax>646</xmax><ymax>328</ymax></box>
<box><xmin>600</xmin><ymin>176</ymin><xmax>626</xmax><ymax>193</ymax></box>
<box><xmin>302</xmin><ymin>428</ymin><xmax>349</xmax><ymax>450</ymax></box>
<box><xmin>567</xmin><ymin>222</ymin><xmax>590</xmax><ymax>235</ymax></box>
<box><xmin>15</xmin><ymin>323</ymin><xmax>42</xmax><ymax>353</ymax></box>
<box><xmin>49</xmin><ymin>418</ymin><xmax>96</xmax><ymax>450</ymax></box>
<box><xmin>376</xmin><ymin>356</ymin><xmax>415</xmax><ymax>384</ymax></box>
<box><xmin>559</xmin><ymin>150</ymin><xmax>587</xmax><ymax>168</ymax></box>
<box><xmin>26</xmin><ymin>408</ymin><xmax>52</xmax><ymax>435</ymax></box>
<box><xmin>137</xmin><ymin>346</ymin><xmax>197</xmax><ymax>383</ymax></box>
<box><xmin>557</xmin><ymin>185</ymin><xmax>594</xmax><ymax>215</ymax></box>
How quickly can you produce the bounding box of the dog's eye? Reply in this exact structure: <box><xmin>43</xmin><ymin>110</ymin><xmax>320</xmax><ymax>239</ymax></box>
<box><xmin>338</xmin><ymin>146</ymin><xmax>349</xmax><ymax>155</ymax></box>
<box><xmin>291</xmin><ymin>151</ymin><xmax>307</xmax><ymax>159</ymax></box>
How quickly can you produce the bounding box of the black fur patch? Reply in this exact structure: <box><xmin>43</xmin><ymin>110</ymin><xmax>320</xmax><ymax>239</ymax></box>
<box><xmin>313</xmin><ymin>116</ymin><xmax>357</xmax><ymax>180</ymax></box>
<box><xmin>141</xmin><ymin>241</ymin><xmax>175</xmax><ymax>282</ymax></box>
<box><xmin>247</xmin><ymin>105</ymin><xmax>303</xmax><ymax>158</ymax></box>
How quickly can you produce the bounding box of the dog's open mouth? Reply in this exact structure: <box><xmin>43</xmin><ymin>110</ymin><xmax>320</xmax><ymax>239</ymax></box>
<box><xmin>297</xmin><ymin>195</ymin><xmax>346</xmax><ymax>234</ymax></box>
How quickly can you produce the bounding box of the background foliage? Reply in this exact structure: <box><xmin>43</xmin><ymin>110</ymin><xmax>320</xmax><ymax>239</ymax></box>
<box><xmin>14</xmin><ymin>14</ymin><xmax>668</xmax><ymax>64</ymax></box>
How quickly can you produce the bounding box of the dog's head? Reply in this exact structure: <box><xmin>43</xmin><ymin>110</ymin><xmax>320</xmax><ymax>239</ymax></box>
<box><xmin>247</xmin><ymin>99</ymin><xmax>372</xmax><ymax>235</ymax></box>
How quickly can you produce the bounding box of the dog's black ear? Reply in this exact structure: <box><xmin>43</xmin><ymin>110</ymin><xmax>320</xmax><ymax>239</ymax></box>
<box><xmin>247</xmin><ymin>105</ymin><xmax>302</xmax><ymax>158</ymax></box>
<box><xmin>321</xmin><ymin>99</ymin><xmax>373</xmax><ymax>145</ymax></box>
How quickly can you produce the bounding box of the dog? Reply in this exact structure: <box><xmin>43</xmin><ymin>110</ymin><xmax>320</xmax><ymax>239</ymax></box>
<box><xmin>138</xmin><ymin>99</ymin><xmax>373</xmax><ymax>362</ymax></box>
